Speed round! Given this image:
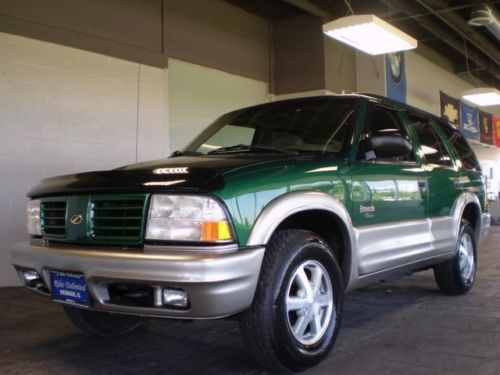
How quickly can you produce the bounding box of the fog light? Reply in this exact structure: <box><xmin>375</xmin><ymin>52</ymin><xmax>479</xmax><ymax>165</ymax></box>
<box><xmin>163</xmin><ymin>288</ymin><xmax>188</xmax><ymax>308</ymax></box>
<box><xmin>21</xmin><ymin>270</ymin><xmax>43</xmax><ymax>288</ymax></box>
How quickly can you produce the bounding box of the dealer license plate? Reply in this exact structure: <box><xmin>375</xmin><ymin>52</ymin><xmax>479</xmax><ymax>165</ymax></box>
<box><xmin>50</xmin><ymin>271</ymin><xmax>90</xmax><ymax>307</ymax></box>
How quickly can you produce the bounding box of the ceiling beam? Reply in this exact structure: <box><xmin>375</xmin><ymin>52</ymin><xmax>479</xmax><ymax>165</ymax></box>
<box><xmin>383</xmin><ymin>1</ymin><xmax>500</xmax><ymax>22</ymax></box>
<box><xmin>378</xmin><ymin>0</ymin><xmax>500</xmax><ymax>84</ymax></box>
<box><xmin>281</xmin><ymin>0</ymin><xmax>330</xmax><ymax>19</ymax></box>
<box><xmin>414</xmin><ymin>0</ymin><xmax>500</xmax><ymax>68</ymax></box>
<box><xmin>280</xmin><ymin>0</ymin><xmax>499</xmax><ymax>85</ymax></box>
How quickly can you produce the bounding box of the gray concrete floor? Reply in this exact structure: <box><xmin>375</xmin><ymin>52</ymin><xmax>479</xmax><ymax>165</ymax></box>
<box><xmin>1</xmin><ymin>226</ymin><xmax>499</xmax><ymax>374</ymax></box>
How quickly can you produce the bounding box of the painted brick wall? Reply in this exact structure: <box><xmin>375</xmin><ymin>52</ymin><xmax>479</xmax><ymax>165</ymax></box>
<box><xmin>0</xmin><ymin>32</ymin><xmax>168</xmax><ymax>286</ymax></box>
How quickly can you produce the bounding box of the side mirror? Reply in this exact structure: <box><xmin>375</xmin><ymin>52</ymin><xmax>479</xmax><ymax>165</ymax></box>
<box><xmin>366</xmin><ymin>133</ymin><xmax>412</xmax><ymax>159</ymax></box>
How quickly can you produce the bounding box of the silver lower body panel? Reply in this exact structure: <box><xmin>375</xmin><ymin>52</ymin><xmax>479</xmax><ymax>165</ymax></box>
<box><xmin>479</xmin><ymin>213</ymin><xmax>491</xmax><ymax>246</ymax></box>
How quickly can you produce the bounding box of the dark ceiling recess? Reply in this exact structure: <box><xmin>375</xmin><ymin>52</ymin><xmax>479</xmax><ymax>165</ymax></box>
<box><xmin>226</xmin><ymin>0</ymin><xmax>500</xmax><ymax>88</ymax></box>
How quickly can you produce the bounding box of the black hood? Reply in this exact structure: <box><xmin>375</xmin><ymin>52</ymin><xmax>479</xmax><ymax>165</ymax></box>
<box><xmin>27</xmin><ymin>155</ymin><xmax>293</xmax><ymax>198</ymax></box>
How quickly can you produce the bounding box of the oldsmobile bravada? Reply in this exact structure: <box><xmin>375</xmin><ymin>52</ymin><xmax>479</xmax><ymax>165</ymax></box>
<box><xmin>11</xmin><ymin>94</ymin><xmax>490</xmax><ymax>371</ymax></box>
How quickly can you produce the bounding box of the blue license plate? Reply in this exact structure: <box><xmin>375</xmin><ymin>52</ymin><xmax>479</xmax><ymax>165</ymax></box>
<box><xmin>50</xmin><ymin>271</ymin><xmax>90</xmax><ymax>307</ymax></box>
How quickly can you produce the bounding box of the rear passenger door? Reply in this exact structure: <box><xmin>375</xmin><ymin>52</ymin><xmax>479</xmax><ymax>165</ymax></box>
<box><xmin>407</xmin><ymin>114</ymin><xmax>462</xmax><ymax>218</ymax></box>
<box><xmin>405</xmin><ymin>114</ymin><xmax>463</xmax><ymax>256</ymax></box>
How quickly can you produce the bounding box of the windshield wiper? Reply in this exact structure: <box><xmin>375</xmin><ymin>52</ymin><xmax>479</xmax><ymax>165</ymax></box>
<box><xmin>286</xmin><ymin>149</ymin><xmax>336</xmax><ymax>155</ymax></box>
<box><xmin>170</xmin><ymin>150</ymin><xmax>204</xmax><ymax>157</ymax></box>
<box><xmin>207</xmin><ymin>144</ymin><xmax>298</xmax><ymax>155</ymax></box>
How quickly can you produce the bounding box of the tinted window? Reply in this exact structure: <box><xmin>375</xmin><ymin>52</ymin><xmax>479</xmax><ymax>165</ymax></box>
<box><xmin>409</xmin><ymin>115</ymin><xmax>452</xmax><ymax>166</ymax></box>
<box><xmin>435</xmin><ymin>121</ymin><xmax>481</xmax><ymax>171</ymax></box>
<box><xmin>187</xmin><ymin>98</ymin><xmax>355</xmax><ymax>155</ymax></box>
<box><xmin>358</xmin><ymin>105</ymin><xmax>414</xmax><ymax>162</ymax></box>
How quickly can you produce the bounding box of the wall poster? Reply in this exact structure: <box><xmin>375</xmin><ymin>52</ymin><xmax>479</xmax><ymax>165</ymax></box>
<box><xmin>459</xmin><ymin>101</ymin><xmax>479</xmax><ymax>141</ymax></box>
<box><xmin>386</xmin><ymin>52</ymin><xmax>407</xmax><ymax>103</ymax></box>
<box><xmin>439</xmin><ymin>91</ymin><xmax>460</xmax><ymax>126</ymax></box>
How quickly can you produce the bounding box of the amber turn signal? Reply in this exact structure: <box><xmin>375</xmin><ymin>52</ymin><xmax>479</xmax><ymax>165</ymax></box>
<box><xmin>201</xmin><ymin>221</ymin><xmax>232</xmax><ymax>241</ymax></box>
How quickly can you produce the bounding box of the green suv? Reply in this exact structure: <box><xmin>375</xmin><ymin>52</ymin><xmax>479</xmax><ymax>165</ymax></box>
<box><xmin>11</xmin><ymin>94</ymin><xmax>490</xmax><ymax>371</ymax></box>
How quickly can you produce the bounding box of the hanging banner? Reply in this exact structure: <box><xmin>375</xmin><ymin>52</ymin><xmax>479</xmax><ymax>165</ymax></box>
<box><xmin>459</xmin><ymin>102</ymin><xmax>479</xmax><ymax>141</ymax></box>
<box><xmin>439</xmin><ymin>91</ymin><xmax>460</xmax><ymax>126</ymax></box>
<box><xmin>494</xmin><ymin>117</ymin><xmax>500</xmax><ymax>147</ymax></box>
<box><xmin>479</xmin><ymin>110</ymin><xmax>493</xmax><ymax>145</ymax></box>
<box><xmin>386</xmin><ymin>52</ymin><xmax>406</xmax><ymax>103</ymax></box>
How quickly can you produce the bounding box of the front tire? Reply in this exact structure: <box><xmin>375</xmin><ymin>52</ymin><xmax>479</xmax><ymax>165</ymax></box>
<box><xmin>240</xmin><ymin>230</ymin><xmax>344</xmax><ymax>372</ymax></box>
<box><xmin>63</xmin><ymin>305</ymin><xmax>143</xmax><ymax>336</ymax></box>
<box><xmin>434</xmin><ymin>222</ymin><xmax>477</xmax><ymax>295</ymax></box>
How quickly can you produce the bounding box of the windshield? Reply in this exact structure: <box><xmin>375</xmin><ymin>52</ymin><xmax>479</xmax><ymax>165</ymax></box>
<box><xmin>184</xmin><ymin>97</ymin><xmax>356</xmax><ymax>155</ymax></box>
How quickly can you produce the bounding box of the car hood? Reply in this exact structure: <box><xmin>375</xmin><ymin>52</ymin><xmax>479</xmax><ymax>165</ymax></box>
<box><xmin>27</xmin><ymin>154</ymin><xmax>301</xmax><ymax>198</ymax></box>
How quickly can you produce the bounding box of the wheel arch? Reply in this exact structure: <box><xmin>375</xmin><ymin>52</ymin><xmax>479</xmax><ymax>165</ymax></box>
<box><xmin>452</xmin><ymin>192</ymin><xmax>483</xmax><ymax>244</ymax></box>
<box><xmin>246</xmin><ymin>191</ymin><xmax>354</xmax><ymax>286</ymax></box>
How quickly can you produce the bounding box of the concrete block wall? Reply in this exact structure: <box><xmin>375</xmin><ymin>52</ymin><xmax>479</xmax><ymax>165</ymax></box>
<box><xmin>168</xmin><ymin>58</ymin><xmax>268</xmax><ymax>151</ymax></box>
<box><xmin>166</xmin><ymin>0</ymin><xmax>269</xmax><ymax>83</ymax></box>
<box><xmin>0</xmin><ymin>32</ymin><xmax>168</xmax><ymax>286</ymax></box>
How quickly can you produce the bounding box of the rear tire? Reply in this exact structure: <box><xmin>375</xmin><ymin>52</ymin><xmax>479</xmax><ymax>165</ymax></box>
<box><xmin>239</xmin><ymin>230</ymin><xmax>344</xmax><ymax>372</ymax></box>
<box><xmin>63</xmin><ymin>305</ymin><xmax>143</xmax><ymax>336</ymax></box>
<box><xmin>434</xmin><ymin>222</ymin><xmax>477</xmax><ymax>295</ymax></box>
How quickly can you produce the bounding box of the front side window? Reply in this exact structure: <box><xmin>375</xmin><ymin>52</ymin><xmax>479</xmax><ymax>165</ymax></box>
<box><xmin>185</xmin><ymin>98</ymin><xmax>356</xmax><ymax>156</ymax></box>
<box><xmin>358</xmin><ymin>105</ymin><xmax>414</xmax><ymax>162</ymax></box>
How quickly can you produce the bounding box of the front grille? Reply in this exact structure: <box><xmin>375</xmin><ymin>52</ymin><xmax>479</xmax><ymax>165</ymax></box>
<box><xmin>41</xmin><ymin>201</ymin><xmax>67</xmax><ymax>237</ymax></box>
<box><xmin>90</xmin><ymin>198</ymin><xmax>146</xmax><ymax>242</ymax></box>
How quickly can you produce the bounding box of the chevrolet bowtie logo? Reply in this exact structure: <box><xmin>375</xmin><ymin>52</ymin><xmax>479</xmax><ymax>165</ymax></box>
<box><xmin>70</xmin><ymin>214</ymin><xmax>84</xmax><ymax>225</ymax></box>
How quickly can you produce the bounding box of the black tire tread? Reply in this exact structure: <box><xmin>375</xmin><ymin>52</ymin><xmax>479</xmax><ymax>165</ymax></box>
<box><xmin>434</xmin><ymin>258</ymin><xmax>462</xmax><ymax>295</ymax></box>
<box><xmin>240</xmin><ymin>229</ymin><xmax>342</xmax><ymax>372</ymax></box>
<box><xmin>240</xmin><ymin>230</ymin><xmax>298</xmax><ymax>371</ymax></box>
<box><xmin>433</xmin><ymin>223</ymin><xmax>476</xmax><ymax>295</ymax></box>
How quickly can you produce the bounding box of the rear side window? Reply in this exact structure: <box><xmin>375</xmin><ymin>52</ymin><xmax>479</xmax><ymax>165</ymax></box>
<box><xmin>435</xmin><ymin>121</ymin><xmax>481</xmax><ymax>171</ymax></box>
<box><xmin>408</xmin><ymin>115</ymin><xmax>452</xmax><ymax>166</ymax></box>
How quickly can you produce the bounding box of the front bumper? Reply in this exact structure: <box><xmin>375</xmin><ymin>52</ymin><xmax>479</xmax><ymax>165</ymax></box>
<box><xmin>11</xmin><ymin>241</ymin><xmax>265</xmax><ymax>319</ymax></box>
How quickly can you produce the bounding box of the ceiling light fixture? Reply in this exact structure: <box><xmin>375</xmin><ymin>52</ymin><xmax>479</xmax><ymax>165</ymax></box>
<box><xmin>462</xmin><ymin>87</ymin><xmax>500</xmax><ymax>106</ymax></box>
<box><xmin>322</xmin><ymin>14</ymin><xmax>418</xmax><ymax>55</ymax></box>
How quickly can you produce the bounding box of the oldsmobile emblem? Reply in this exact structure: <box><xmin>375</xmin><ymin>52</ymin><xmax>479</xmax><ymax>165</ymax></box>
<box><xmin>70</xmin><ymin>214</ymin><xmax>84</xmax><ymax>225</ymax></box>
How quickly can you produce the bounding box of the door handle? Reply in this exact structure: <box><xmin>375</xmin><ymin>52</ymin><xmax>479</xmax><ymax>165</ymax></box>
<box><xmin>418</xmin><ymin>178</ymin><xmax>427</xmax><ymax>190</ymax></box>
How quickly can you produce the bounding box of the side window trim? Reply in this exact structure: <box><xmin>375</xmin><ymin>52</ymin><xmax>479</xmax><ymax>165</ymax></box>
<box><xmin>428</xmin><ymin>119</ymin><xmax>459</xmax><ymax>169</ymax></box>
<box><xmin>396</xmin><ymin>111</ymin><xmax>422</xmax><ymax>165</ymax></box>
<box><xmin>398</xmin><ymin>111</ymin><xmax>426</xmax><ymax>166</ymax></box>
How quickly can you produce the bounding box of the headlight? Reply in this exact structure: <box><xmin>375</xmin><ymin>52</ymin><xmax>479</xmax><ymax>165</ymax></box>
<box><xmin>27</xmin><ymin>199</ymin><xmax>41</xmax><ymax>236</ymax></box>
<box><xmin>145</xmin><ymin>195</ymin><xmax>233</xmax><ymax>242</ymax></box>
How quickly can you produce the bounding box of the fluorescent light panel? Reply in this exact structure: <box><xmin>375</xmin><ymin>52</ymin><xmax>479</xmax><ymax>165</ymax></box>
<box><xmin>323</xmin><ymin>15</ymin><xmax>417</xmax><ymax>55</ymax></box>
<box><xmin>462</xmin><ymin>88</ymin><xmax>500</xmax><ymax>106</ymax></box>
